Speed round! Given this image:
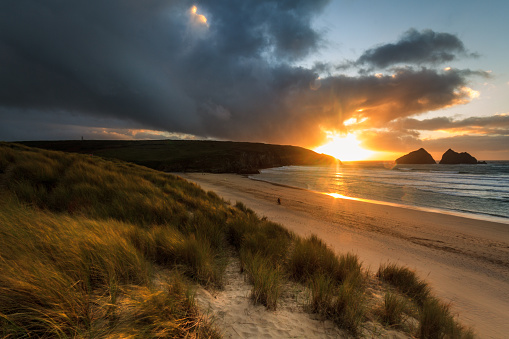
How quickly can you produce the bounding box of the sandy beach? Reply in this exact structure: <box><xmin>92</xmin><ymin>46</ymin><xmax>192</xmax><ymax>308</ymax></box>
<box><xmin>179</xmin><ymin>173</ymin><xmax>509</xmax><ymax>338</ymax></box>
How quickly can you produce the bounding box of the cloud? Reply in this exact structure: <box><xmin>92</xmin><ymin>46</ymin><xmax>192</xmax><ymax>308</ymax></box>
<box><xmin>298</xmin><ymin>68</ymin><xmax>484</xmax><ymax>134</ymax></box>
<box><xmin>357</xmin><ymin>129</ymin><xmax>422</xmax><ymax>152</ymax></box>
<box><xmin>355</xmin><ymin>29</ymin><xmax>477</xmax><ymax>69</ymax></box>
<box><xmin>0</xmin><ymin>0</ymin><xmax>332</xmax><ymax>142</ymax></box>
<box><xmin>392</xmin><ymin>114</ymin><xmax>509</xmax><ymax>131</ymax></box>
<box><xmin>0</xmin><ymin>1</ymin><xmax>488</xmax><ymax>150</ymax></box>
<box><xmin>422</xmin><ymin>135</ymin><xmax>509</xmax><ymax>153</ymax></box>
<box><xmin>358</xmin><ymin>130</ymin><xmax>509</xmax><ymax>160</ymax></box>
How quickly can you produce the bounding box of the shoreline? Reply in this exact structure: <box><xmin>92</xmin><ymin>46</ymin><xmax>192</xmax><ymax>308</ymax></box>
<box><xmin>249</xmin><ymin>175</ymin><xmax>509</xmax><ymax>225</ymax></box>
<box><xmin>178</xmin><ymin>172</ymin><xmax>509</xmax><ymax>338</ymax></box>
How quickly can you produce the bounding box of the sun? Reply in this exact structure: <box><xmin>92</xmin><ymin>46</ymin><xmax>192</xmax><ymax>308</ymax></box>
<box><xmin>314</xmin><ymin>133</ymin><xmax>374</xmax><ymax>161</ymax></box>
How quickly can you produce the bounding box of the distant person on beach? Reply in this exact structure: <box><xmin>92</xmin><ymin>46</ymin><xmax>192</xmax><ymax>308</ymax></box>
<box><xmin>277</xmin><ymin>197</ymin><xmax>281</xmax><ymax>205</ymax></box>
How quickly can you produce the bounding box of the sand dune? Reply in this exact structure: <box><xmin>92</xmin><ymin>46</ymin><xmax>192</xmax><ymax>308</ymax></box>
<box><xmin>180</xmin><ymin>173</ymin><xmax>509</xmax><ymax>339</ymax></box>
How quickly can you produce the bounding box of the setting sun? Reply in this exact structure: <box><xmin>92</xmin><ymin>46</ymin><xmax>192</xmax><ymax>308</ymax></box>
<box><xmin>314</xmin><ymin>133</ymin><xmax>374</xmax><ymax>161</ymax></box>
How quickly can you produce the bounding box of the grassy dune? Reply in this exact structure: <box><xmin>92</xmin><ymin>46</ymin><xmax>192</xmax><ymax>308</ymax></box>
<box><xmin>0</xmin><ymin>142</ymin><xmax>474</xmax><ymax>338</ymax></box>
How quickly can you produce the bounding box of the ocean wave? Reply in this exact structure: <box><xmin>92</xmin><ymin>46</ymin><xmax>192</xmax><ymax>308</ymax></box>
<box><xmin>431</xmin><ymin>170</ymin><xmax>459</xmax><ymax>174</ymax></box>
<box><xmin>254</xmin><ymin>163</ymin><xmax>509</xmax><ymax>219</ymax></box>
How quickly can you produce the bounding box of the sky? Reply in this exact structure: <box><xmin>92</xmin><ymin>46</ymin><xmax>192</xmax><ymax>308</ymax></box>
<box><xmin>1</xmin><ymin>0</ymin><xmax>508</xmax><ymax>160</ymax></box>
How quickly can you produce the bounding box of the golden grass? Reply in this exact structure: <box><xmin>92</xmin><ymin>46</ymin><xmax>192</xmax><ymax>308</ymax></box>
<box><xmin>0</xmin><ymin>142</ymin><xmax>224</xmax><ymax>337</ymax></box>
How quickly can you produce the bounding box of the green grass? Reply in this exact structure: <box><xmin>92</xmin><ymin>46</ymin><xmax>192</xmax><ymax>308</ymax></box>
<box><xmin>377</xmin><ymin>263</ymin><xmax>474</xmax><ymax>338</ymax></box>
<box><xmin>377</xmin><ymin>263</ymin><xmax>431</xmax><ymax>305</ymax></box>
<box><xmin>241</xmin><ymin>251</ymin><xmax>282</xmax><ymax>310</ymax></box>
<box><xmin>0</xmin><ymin>142</ymin><xmax>475</xmax><ymax>338</ymax></box>
<box><xmin>288</xmin><ymin>235</ymin><xmax>363</xmax><ymax>285</ymax></box>
<box><xmin>378</xmin><ymin>292</ymin><xmax>408</xmax><ymax>328</ymax></box>
<box><xmin>418</xmin><ymin>298</ymin><xmax>475</xmax><ymax>339</ymax></box>
<box><xmin>306</xmin><ymin>273</ymin><xmax>366</xmax><ymax>336</ymax></box>
<box><xmin>0</xmin><ymin>142</ymin><xmax>225</xmax><ymax>337</ymax></box>
<box><xmin>308</xmin><ymin>273</ymin><xmax>335</xmax><ymax>315</ymax></box>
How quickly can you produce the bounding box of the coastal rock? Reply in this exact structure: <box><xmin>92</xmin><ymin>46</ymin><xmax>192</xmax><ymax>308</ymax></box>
<box><xmin>439</xmin><ymin>149</ymin><xmax>482</xmax><ymax>164</ymax></box>
<box><xmin>395</xmin><ymin>148</ymin><xmax>436</xmax><ymax>164</ymax></box>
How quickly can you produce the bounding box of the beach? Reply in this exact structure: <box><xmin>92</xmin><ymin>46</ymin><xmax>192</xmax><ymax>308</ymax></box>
<box><xmin>180</xmin><ymin>173</ymin><xmax>509</xmax><ymax>338</ymax></box>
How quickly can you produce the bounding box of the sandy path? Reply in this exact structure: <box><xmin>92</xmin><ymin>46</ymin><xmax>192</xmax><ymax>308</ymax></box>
<box><xmin>195</xmin><ymin>255</ymin><xmax>411</xmax><ymax>338</ymax></box>
<box><xmin>179</xmin><ymin>173</ymin><xmax>509</xmax><ymax>338</ymax></box>
<box><xmin>195</xmin><ymin>256</ymin><xmax>350</xmax><ymax>338</ymax></box>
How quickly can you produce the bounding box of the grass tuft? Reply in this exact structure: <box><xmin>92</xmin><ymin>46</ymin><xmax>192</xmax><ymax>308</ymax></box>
<box><xmin>330</xmin><ymin>277</ymin><xmax>366</xmax><ymax>336</ymax></box>
<box><xmin>308</xmin><ymin>273</ymin><xmax>335</xmax><ymax>315</ymax></box>
<box><xmin>418</xmin><ymin>297</ymin><xmax>475</xmax><ymax>339</ymax></box>
<box><xmin>234</xmin><ymin>201</ymin><xmax>255</xmax><ymax>215</ymax></box>
<box><xmin>288</xmin><ymin>235</ymin><xmax>339</xmax><ymax>283</ymax></box>
<box><xmin>288</xmin><ymin>235</ymin><xmax>363</xmax><ymax>286</ymax></box>
<box><xmin>379</xmin><ymin>292</ymin><xmax>408</xmax><ymax>328</ymax></box>
<box><xmin>377</xmin><ymin>263</ymin><xmax>430</xmax><ymax>305</ymax></box>
<box><xmin>241</xmin><ymin>251</ymin><xmax>282</xmax><ymax>310</ymax></box>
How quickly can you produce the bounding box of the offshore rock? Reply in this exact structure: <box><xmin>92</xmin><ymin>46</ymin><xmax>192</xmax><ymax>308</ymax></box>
<box><xmin>439</xmin><ymin>149</ymin><xmax>482</xmax><ymax>164</ymax></box>
<box><xmin>395</xmin><ymin>148</ymin><xmax>436</xmax><ymax>164</ymax></box>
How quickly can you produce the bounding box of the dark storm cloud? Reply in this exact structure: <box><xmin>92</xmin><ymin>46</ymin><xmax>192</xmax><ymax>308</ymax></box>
<box><xmin>0</xmin><ymin>1</ymin><xmax>482</xmax><ymax>147</ymax></box>
<box><xmin>302</xmin><ymin>68</ymin><xmax>482</xmax><ymax>130</ymax></box>
<box><xmin>356</xmin><ymin>29</ymin><xmax>477</xmax><ymax>69</ymax></box>
<box><xmin>391</xmin><ymin>114</ymin><xmax>509</xmax><ymax>132</ymax></box>
<box><xmin>0</xmin><ymin>0</ymin><xmax>332</xmax><ymax>142</ymax></box>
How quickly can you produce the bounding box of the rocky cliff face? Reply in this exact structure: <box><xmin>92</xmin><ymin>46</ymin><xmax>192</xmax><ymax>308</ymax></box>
<box><xmin>395</xmin><ymin>148</ymin><xmax>436</xmax><ymax>164</ymax></box>
<box><xmin>439</xmin><ymin>149</ymin><xmax>484</xmax><ymax>164</ymax></box>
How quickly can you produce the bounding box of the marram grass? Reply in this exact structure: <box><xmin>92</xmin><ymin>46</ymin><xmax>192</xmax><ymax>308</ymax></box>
<box><xmin>0</xmin><ymin>143</ymin><xmax>225</xmax><ymax>338</ymax></box>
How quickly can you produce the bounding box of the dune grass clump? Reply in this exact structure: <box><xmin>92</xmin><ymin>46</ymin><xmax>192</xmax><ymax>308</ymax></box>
<box><xmin>288</xmin><ymin>235</ymin><xmax>339</xmax><ymax>283</ymax></box>
<box><xmin>287</xmin><ymin>235</ymin><xmax>366</xmax><ymax>335</ymax></box>
<box><xmin>331</xmin><ymin>278</ymin><xmax>366</xmax><ymax>336</ymax></box>
<box><xmin>378</xmin><ymin>292</ymin><xmax>408</xmax><ymax>328</ymax></box>
<box><xmin>234</xmin><ymin>201</ymin><xmax>255</xmax><ymax>215</ymax></box>
<box><xmin>228</xmin><ymin>212</ymin><xmax>292</xmax><ymax>310</ymax></box>
<box><xmin>288</xmin><ymin>235</ymin><xmax>363</xmax><ymax>286</ymax></box>
<box><xmin>308</xmin><ymin>273</ymin><xmax>335</xmax><ymax>315</ymax></box>
<box><xmin>226</xmin><ymin>214</ymin><xmax>259</xmax><ymax>251</ymax></box>
<box><xmin>241</xmin><ymin>251</ymin><xmax>282</xmax><ymax>310</ymax></box>
<box><xmin>418</xmin><ymin>298</ymin><xmax>475</xmax><ymax>339</ymax></box>
<box><xmin>377</xmin><ymin>263</ymin><xmax>431</xmax><ymax>305</ymax></box>
<box><xmin>307</xmin><ymin>273</ymin><xmax>366</xmax><ymax>336</ymax></box>
<box><xmin>377</xmin><ymin>263</ymin><xmax>475</xmax><ymax>338</ymax></box>
<box><xmin>123</xmin><ymin>274</ymin><xmax>221</xmax><ymax>339</ymax></box>
<box><xmin>337</xmin><ymin>253</ymin><xmax>364</xmax><ymax>286</ymax></box>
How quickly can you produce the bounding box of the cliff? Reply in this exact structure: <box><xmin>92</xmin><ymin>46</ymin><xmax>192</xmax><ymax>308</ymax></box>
<box><xmin>439</xmin><ymin>149</ymin><xmax>485</xmax><ymax>164</ymax></box>
<box><xmin>19</xmin><ymin>140</ymin><xmax>339</xmax><ymax>173</ymax></box>
<box><xmin>395</xmin><ymin>148</ymin><xmax>436</xmax><ymax>164</ymax></box>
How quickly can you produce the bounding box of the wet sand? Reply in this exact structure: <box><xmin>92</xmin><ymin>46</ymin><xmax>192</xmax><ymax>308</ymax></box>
<box><xmin>179</xmin><ymin>173</ymin><xmax>509</xmax><ymax>338</ymax></box>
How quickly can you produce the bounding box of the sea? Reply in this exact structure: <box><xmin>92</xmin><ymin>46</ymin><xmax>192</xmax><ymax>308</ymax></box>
<box><xmin>250</xmin><ymin>161</ymin><xmax>509</xmax><ymax>224</ymax></box>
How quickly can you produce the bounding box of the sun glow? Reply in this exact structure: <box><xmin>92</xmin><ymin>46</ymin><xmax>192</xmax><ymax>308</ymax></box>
<box><xmin>314</xmin><ymin>133</ymin><xmax>375</xmax><ymax>161</ymax></box>
<box><xmin>190</xmin><ymin>5</ymin><xmax>208</xmax><ymax>26</ymax></box>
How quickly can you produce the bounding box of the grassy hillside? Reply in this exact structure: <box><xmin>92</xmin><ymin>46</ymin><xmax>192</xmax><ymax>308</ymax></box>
<box><xmin>0</xmin><ymin>142</ymin><xmax>474</xmax><ymax>338</ymax></box>
<box><xmin>19</xmin><ymin>140</ymin><xmax>338</xmax><ymax>173</ymax></box>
